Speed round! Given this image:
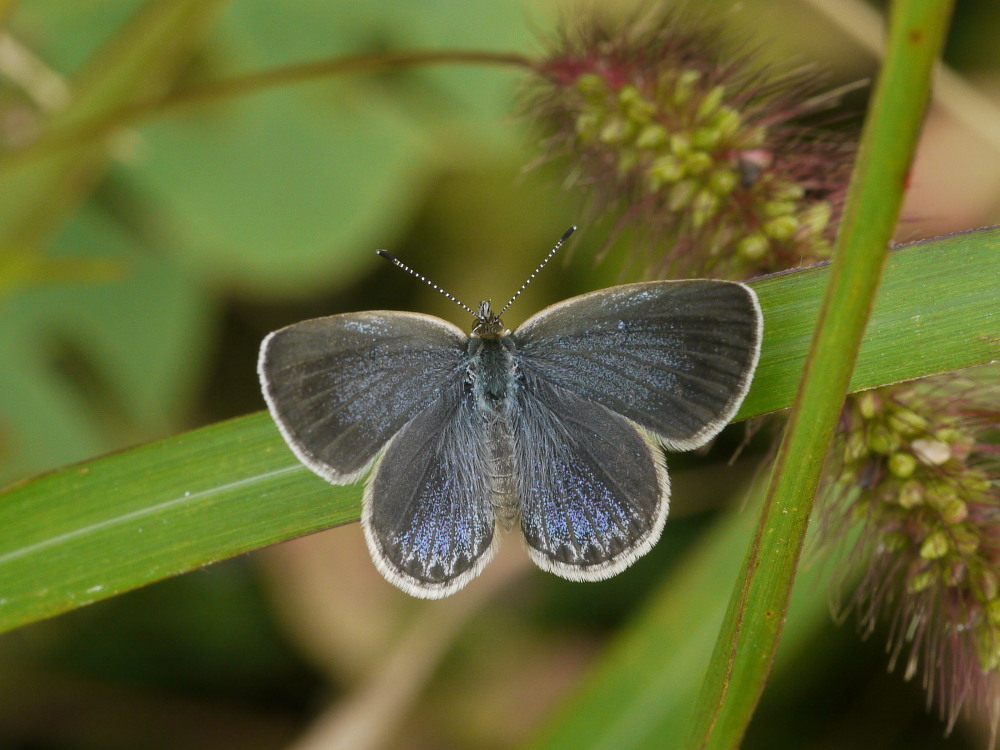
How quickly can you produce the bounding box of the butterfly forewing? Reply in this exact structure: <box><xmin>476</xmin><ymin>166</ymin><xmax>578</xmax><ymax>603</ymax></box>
<box><xmin>259</xmin><ymin>311</ymin><xmax>467</xmax><ymax>482</ymax></box>
<box><xmin>513</xmin><ymin>280</ymin><xmax>762</xmax><ymax>451</ymax></box>
<box><xmin>513</xmin><ymin>372</ymin><xmax>669</xmax><ymax>580</ymax></box>
<box><xmin>364</xmin><ymin>382</ymin><xmax>498</xmax><ymax>598</ymax></box>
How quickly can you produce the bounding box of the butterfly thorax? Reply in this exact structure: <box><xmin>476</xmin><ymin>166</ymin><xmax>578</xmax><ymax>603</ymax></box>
<box><xmin>467</xmin><ymin>336</ymin><xmax>515</xmax><ymax>400</ymax></box>
<box><xmin>468</xmin><ymin>300</ymin><xmax>516</xmax><ymax>400</ymax></box>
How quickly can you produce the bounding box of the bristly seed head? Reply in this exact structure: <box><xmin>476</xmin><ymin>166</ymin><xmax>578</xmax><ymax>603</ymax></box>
<box><xmin>522</xmin><ymin>6</ymin><xmax>854</xmax><ymax>279</ymax></box>
<box><xmin>817</xmin><ymin>374</ymin><xmax>1000</xmax><ymax>738</ymax></box>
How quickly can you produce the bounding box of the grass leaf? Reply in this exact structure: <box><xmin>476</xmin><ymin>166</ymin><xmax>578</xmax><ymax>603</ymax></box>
<box><xmin>1</xmin><ymin>224</ymin><xmax>996</xmax><ymax>634</ymax></box>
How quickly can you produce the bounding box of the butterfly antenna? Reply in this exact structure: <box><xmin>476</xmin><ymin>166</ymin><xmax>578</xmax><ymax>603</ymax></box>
<box><xmin>498</xmin><ymin>226</ymin><xmax>576</xmax><ymax>317</ymax></box>
<box><xmin>376</xmin><ymin>250</ymin><xmax>477</xmax><ymax>317</ymax></box>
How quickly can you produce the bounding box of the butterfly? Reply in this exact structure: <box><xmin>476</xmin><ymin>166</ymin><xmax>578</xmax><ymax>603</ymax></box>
<box><xmin>258</xmin><ymin>228</ymin><xmax>762</xmax><ymax>598</ymax></box>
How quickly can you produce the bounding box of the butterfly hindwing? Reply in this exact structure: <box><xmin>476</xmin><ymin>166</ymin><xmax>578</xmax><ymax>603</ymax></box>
<box><xmin>259</xmin><ymin>311</ymin><xmax>467</xmax><ymax>483</ymax></box>
<box><xmin>514</xmin><ymin>280</ymin><xmax>762</xmax><ymax>450</ymax></box>
<box><xmin>514</xmin><ymin>371</ymin><xmax>669</xmax><ymax>580</ymax></box>
<box><xmin>363</xmin><ymin>382</ymin><xmax>498</xmax><ymax>598</ymax></box>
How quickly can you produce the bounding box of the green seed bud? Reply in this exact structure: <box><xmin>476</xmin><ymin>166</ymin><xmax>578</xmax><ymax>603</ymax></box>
<box><xmin>799</xmin><ymin>202</ymin><xmax>833</xmax><ymax>236</ymax></box>
<box><xmin>961</xmin><ymin>471</ymin><xmax>992</xmax><ymax>494</ymax></box>
<box><xmin>670</xmin><ymin>133</ymin><xmax>691</xmax><ymax>155</ymax></box>
<box><xmin>576</xmin><ymin>73</ymin><xmax>609</xmax><ymax>101</ymax></box>
<box><xmin>975</xmin><ymin>621</ymin><xmax>1000</xmax><ymax>671</ymax></box>
<box><xmin>708</xmin><ymin>168</ymin><xmax>738</xmax><ymax>195</ymax></box>
<box><xmin>881</xmin><ymin>530</ymin><xmax>910</xmax><ymax>552</ymax></box>
<box><xmin>978</xmin><ymin>568</ymin><xmax>1000</xmax><ymax>601</ymax></box>
<box><xmin>575</xmin><ymin>112</ymin><xmax>602</xmax><ymax>142</ymax></box>
<box><xmin>648</xmin><ymin>155</ymin><xmax>685</xmax><ymax>186</ymax></box>
<box><xmin>867</xmin><ymin>424</ymin><xmax>898</xmax><ymax>455</ymax></box>
<box><xmin>898</xmin><ymin>480</ymin><xmax>924</xmax><ymax>508</ymax></box>
<box><xmin>692</xmin><ymin>127</ymin><xmax>721</xmax><ymax>150</ymax></box>
<box><xmin>635</xmin><ymin>123</ymin><xmax>668</xmax><ymax>149</ymax></box>
<box><xmin>843</xmin><ymin>429</ymin><xmax>868</xmax><ymax>462</ymax></box>
<box><xmin>935</xmin><ymin>427</ymin><xmax>965</xmax><ymax>444</ymax></box>
<box><xmin>668</xmin><ymin>179</ymin><xmax>697</xmax><ymax>210</ymax></box>
<box><xmin>952</xmin><ymin>524</ymin><xmax>978</xmax><ymax>554</ymax></box>
<box><xmin>619</xmin><ymin>85</ymin><xmax>655</xmax><ymax>122</ymax></box>
<box><xmin>684</xmin><ymin>151</ymin><xmax>713</xmax><ymax>174</ymax></box>
<box><xmin>618</xmin><ymin>84</ymin><xmax>642</xmax><ymax>107</ymax></box>
<box><xmin>889</xmin><ymin>452</ymin><xmax>917</xmax><ymax>479</ymax></box>
<box><xmin>763</xmin><ymin>201</ymin><xmax>798</xmax><ymax>218</ymax></box>
<box><xmin>763</xmin><ymin>216</ymin><xmax>799</xmax><ymax>241</ymax></box>
<box><xmin>809</xmin><ymin>238</ymin><xmax>833</xmax><ymax>258</ymax></box>
<box><xmin>712</xmin><ymin>107</ymin><xmax>742</xmax><ymax>138</ymax></box>
<box><xmin>888</xmin><ymin>408</ymin><xmax>929</xmax><ymax>436</ymax></box>
<box><xmin>770</xmin><ymin>181</ymin><xmax>806</xmax><ymax>201</ymax></box>
<box><xmin>858</xmin><ymin>391</ymin><xmax>883</xmax><ymax>419</ymax></box>
<box><xmin>599</xmin><ymin>116</ymin><xmax>632</xmax><ymax>145</ymax></box>
<box><xmin>691</xmin><ymin>189</ymin><xmax>720</xmax><ymax>228</ymax></box>
<box><xmin>920</xmin><ymin>530</ymin><xmax>950</xmax><ymax>560</ymax></box>
<box><xmin>737</xmin><ymin>234</ymin><xmax>769</xmax><ymax>260</ymax></box>
<box><xmin>696</xmin><ymin>85</ymin><xmax>726</xmax><ymax>121</ymax></box>
<box><xmin>908</xmin><ymin>567</ymin><xmax>936</xmax><ymax>593</ymax></box>
<box><xmin>926</xmin><ymin>484</ymin><xmax>959</xmax><ymax>512</ymax></box>
<box><xmin>672</xmin><ymin>69</ymin><xmax>701</xmax><ymax>105</ymax></box>
<box><xmin>940</xmin><ymin>497</ymin><xmax>969</xmax><ymax>525</ymax></box>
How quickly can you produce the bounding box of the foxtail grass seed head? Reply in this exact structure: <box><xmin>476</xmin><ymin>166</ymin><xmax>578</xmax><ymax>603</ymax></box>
<box><xmin>818</xmin><ymin>375</ymin><xmax>1000</xmax><ymax>736</ymax></box>
<box><xmin>523</xmin><ymin>6</ymin><xmax>853</xmax><ymax>278</ymax></box>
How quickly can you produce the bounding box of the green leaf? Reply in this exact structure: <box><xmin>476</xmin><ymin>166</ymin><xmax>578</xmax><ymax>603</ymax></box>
<box><xmin>0</xmin><ymin>205</ymin><xmax>213</xmax><ymax>483</ymax></box>
<box><xmin>0</xmin><ymin>225</ymin><xmax>997</xmax><ymax>634</ymax></box>
<box><xmin>3</xmin><ymin>2</ymin><xmax>539</xmax><ymax>298</ymax></box>
<box><xmin>0</xmin><ymin>0</ymin><xmax>224</xmax><ymax>268</ymax></box>
<box><xmin>0</xmin><ymin>0</ymin><xmax>223</xmax><ymax>482</ymax></box>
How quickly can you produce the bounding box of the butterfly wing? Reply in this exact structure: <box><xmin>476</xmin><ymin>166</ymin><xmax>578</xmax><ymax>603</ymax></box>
<box><xmin>258</xmin><ymin>311</ymin><xmax>467</xmax><ymax>483</ymax></box>
<box><xmin>364</xmin><ymin>381</ymin><xmax>498</xmax><ymax>598</ymax></box>
<box><xmin>513</xmin><ymin>372</ymin><xmax>669</xmax><ymax>580</ymax></box>
<box><xmin>513</xmin><ymin>280</ymin><xmax>762</xmax><ymax>450</ymax></box>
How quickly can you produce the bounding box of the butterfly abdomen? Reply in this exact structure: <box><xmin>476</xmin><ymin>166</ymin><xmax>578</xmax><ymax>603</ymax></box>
<box><xmin>467</xmin><ymin>335</ymin><xmax>519</xmax><ymax>530</ymax></box>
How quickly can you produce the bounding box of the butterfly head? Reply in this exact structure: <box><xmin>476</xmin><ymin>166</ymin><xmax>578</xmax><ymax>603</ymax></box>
<box><xmin>377</xmin><ymin>227</ymin><xmax>577</xmax><ymax>342</ymax></box>
<box><xmin>472</xmin><ymin>300</ymin><xmax>507</xmax><ymax>339</ymax></box>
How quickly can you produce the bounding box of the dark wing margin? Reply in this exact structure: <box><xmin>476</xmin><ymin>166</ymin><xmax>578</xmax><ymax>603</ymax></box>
<box><xmin>514</xmin><ymin>374</ymin><xmax>669</xmax><ymax>581</ymax></box>
<box><xmin>258</xmin><ymin>311</ymin><xmax>467</xmax><ymax>483</ymax></box>
<box><xmin>364</xmin><ymin>384</ymin><xmax>498</xmax><ymax>598</ymax></box>
<box><xmin>513</xmin><ymin>280</ymin><xmax>762</xmax><ymax>451</ymax></box>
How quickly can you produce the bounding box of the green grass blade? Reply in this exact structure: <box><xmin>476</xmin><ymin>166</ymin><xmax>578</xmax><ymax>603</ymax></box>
<box><xmin>0</xmin><ymin>225</ymin><xmax>996</xmax><ymax>634</ymax></box>
<box><xmin>0</xmin><ymin>415</ymin><xmax>354</xmax><ymax>630</ymax></box>
<box><xmin>687</xmin><ymin>2</ymin><xmax>956</xmax><ymax>747</ymax></box>
<box><xmin>740</xmin><ymin>227</ymin><xmax>999</xmax><ymax>420</ymax></box>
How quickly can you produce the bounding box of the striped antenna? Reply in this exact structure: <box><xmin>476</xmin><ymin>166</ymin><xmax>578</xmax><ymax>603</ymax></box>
<box><xmin>498</xmin><ymin>226</ymin><xmax>576</xmax><ymax>317</ymax></box>
<box><xmin>376</xmin><ymin>250</ymin><xmax>477</xmax><ymax>317</ymax></box>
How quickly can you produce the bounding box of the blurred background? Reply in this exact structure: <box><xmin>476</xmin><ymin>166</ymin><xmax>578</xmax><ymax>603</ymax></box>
<box><xmin>1</xmin><ymin>0</ymin><xmax>999</xmax><ymax>748</ymax></box>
